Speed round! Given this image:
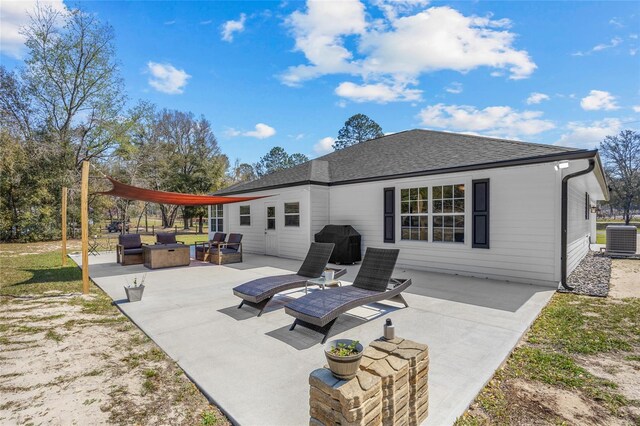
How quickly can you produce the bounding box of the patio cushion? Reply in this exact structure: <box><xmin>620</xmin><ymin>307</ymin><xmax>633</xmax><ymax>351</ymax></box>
<box><xmin>156</xmin><ymin>232</ymin><xmax>177</xmax><ymax>244</ymax></box>
<box><xmin>233</xmin><ymin>274</ymin><xmax>310</xmax><ymax>303</ymax></box>
<box><xmin>123</xmin><ymin>247</ymin><xmax>143</xmax><ymax>255</ymax></box>
<box><xmin>119</xmin><ymin>234</ymin><xmax>142</xmax><ymax>249</ymax></box>
<box><xmin>220</xmin><ymin>248</ymin><xmax>240</xmax><ymax>254</ymax></box>
<box><xmin>212</xmin><ymin>232</ymin><xmax>226</xmax><ymax>243</ymax></box>
<box><xmin>225</xmin><ymin>233</ymin><xmax>243</xmax><ymax>252</ymax></box>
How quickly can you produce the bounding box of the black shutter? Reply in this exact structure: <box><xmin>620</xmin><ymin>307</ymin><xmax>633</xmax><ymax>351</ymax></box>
<box><xmin>383</xmin><ymin>187</ymin><xmax>395</xmax><ymax>243</ymax></box>
<box><xmin>585</xmin><ymin>193</ymin><xmax>590</xmax><ymax>220</ymax></box>
<box><xmin>472</xmin><ymin>179</ymin><xmax>490</xmax><ymax>249</ymax></box>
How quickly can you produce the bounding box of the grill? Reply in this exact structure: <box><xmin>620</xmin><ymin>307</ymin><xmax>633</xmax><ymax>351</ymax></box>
<box><xmin>606</xmin><ymin>225</ymin><xmax>637</xmax><ymax>255</ymax></box>
<box><xmin>314</xmin><ymin>225</ymin><xmax>362</xmax><ymax>264</ymax></box>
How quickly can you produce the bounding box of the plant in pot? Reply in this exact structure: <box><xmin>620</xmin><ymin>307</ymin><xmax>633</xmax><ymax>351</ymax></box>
<box><xmin>324</xmin><ymin>339</ymin><xmax>364</xmax><ymax>380</ymax></box>
<box><xmin>124</xmin><ymin>274</ymin><xmax>146</xmax><ymax>302</ymax></box>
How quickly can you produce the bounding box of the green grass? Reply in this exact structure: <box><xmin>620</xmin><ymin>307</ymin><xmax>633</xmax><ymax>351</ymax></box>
<box><xmin>456</xmin><ymin>292</ymin><xmax>640</xmax><ymax>424</ymax></box>
<box><xmin>200</xmin><ymin>410</ymin><xmax>219</xmax><ymax>425</ymax></box>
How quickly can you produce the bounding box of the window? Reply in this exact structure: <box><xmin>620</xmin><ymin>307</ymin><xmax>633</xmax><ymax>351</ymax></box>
<box><xmin>266</xmin><ymin>206</ymin><xmax>276</xmax><ymax>230</ymax></box>
<box><xmin>400</xmin><ymin>187</ymin><xmax>428</xmax><ymax>241</ymax></box>
<box><xmin>211</xmin><ymin>205</ymin><xmax>223</xmax><ymax>232</ymax></box>
<box><xmin>432</xmin><ymin>184</ymin><xmax>465</xmax><ymax>243</ymax></box>
<box><xmin>284</xmin><ymin>202</ymin><xmax>300</xmax><ymax>227</ymax></box>
<box><xmin>239</xmin><ymin>205</ymin><xmax>251</xmax><ymax>226</ymax></box>
<box><xmin>585</xmin><ymin>193</ymin><xmax>590</xmax><ymax>220</ymax></box>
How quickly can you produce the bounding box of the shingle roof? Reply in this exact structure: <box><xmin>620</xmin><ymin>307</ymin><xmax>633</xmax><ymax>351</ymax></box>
<box><xmin>216</xmin><ymin>129</ymin><xmax>591</xmax><ymax>195</ymax></box>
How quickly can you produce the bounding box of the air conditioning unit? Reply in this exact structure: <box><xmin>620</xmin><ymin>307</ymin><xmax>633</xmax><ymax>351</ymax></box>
<box><xmin>606</xmin><ymin>225</ymin><xmax>637</xmax><ymax>255</ymax></box>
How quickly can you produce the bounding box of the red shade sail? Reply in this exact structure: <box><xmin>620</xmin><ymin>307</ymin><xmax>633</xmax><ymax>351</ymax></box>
<box><xmin>97</xmin><ymin>177</ymin><xmax>266</xmax><ymax>206</ymax></box>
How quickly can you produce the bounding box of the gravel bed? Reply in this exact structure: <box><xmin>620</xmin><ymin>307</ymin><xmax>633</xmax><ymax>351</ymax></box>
<box><xmin>558</xmin><ymin>251</ymin><xmax>611</xmax><ymax>297</ymax></box>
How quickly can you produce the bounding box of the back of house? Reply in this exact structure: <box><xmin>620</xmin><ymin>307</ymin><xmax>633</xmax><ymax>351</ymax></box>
<box><xmin>213</xmin><ymin>129</ymin><xmax>608</xmax><ymax>288</ymax></box>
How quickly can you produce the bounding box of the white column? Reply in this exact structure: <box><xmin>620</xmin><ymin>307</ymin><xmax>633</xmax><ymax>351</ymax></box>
<box><xmin>208</xmin><ymin>205</ymin><xmax>212</xmax><ymax>239</ymax></box>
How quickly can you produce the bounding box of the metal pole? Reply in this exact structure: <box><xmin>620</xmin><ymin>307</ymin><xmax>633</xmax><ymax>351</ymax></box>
<box><xmin>81</xmin><ymin>161</ymin><xmax>90</xmax><ymax>294</ymax></box>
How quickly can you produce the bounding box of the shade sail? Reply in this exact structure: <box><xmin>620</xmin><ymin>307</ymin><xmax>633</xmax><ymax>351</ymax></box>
<box><xmin>97</xmin><ymin>177</ymin><xmax>266</xmax><ymax>206</ymax></box>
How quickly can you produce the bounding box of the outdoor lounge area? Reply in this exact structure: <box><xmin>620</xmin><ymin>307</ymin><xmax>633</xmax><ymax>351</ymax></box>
<box><xmin>70</xmin><ymin>250</ymin><xmax>555</xmax><ymax>425</ymax></box>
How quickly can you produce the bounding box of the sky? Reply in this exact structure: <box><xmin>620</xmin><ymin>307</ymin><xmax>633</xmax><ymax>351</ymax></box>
<box><xmin>2</xmin><ymin>0</ymin><xmax>640</xmax><ymax>164</ymax></box>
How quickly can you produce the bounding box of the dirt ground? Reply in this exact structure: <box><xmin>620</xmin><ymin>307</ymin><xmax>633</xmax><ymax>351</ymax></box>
<box><xmin>609</xmin><ymin>259</ymin><xmax>640</xmax><ymax>299</ymax></box>
<box><xmin>0</xmin><ymin>241</ymin><xmax>229</xmax><ymax>426</ymax></box>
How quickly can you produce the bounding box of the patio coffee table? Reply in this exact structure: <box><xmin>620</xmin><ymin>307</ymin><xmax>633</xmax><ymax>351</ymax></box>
<box><xmin>143</xmin><ymin>244</ymin><xmax>190</xmax><ymax>269</ymax></box>
<box><xmin>305</xmin><ymin>277</ymin><xmax>342</xmax><ymax>294</ymax></box>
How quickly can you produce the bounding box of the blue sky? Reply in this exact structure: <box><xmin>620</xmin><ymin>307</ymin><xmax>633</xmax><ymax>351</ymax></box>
<box><xmin>2</xmin><ymin>0</ymin><xmax>639</xmax><ymax>164</ymax></box>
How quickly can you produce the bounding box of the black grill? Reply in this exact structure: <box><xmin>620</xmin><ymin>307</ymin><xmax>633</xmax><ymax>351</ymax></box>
<box><xmin>314</xmin><ymin>225</ymin><xmax>362</xmax><ymax>264</ymax></box>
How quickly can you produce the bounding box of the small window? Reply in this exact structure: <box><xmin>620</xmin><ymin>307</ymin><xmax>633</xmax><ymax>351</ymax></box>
<box><xmin>433</xmin><ymin>184</ymin><xmax>465</xmax><ymax>243</ymax></box>
<box><xmin>284</xmin><ymin>202</ymin><xmax>300</xmax><ymax>227</ymax></box>
<box><xmin>211</xmin><ymin>204</ymin><xmax>223</xmax><ymax>232</ymax></box>
<box><xmin>400</xmin><ymin>187</ymin><xmax>428</xmax><ymax>241</ymax></box>
<box><xmin>239</xmin><ymin>205</ymin><xmax>251</xmax><ymax>226</ymax></box>
<box><xmin>267</xmin><ymin>206</ymin><xmax>276</xmax><ymax>230</ymax></box>
<box><xmin>585</xmin><ymin>193</ymin><xmax>590</xmax><ymax>220</ymax></box>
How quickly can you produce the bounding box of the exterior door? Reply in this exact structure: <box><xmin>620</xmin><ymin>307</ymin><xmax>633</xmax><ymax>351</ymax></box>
<box><xmin>265</xmin><ymin>203</ymin><xmax>278</xmax><ymax>256</ymax></box>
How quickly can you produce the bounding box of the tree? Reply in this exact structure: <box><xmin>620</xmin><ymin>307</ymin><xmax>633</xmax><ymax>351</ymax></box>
<box><xmin>254</xmin><ymin>147</ymin><xmax>309</xmax><ymax>177</ymax></box>
<box><xmin>22</xmin><ymin>4</ymin><xmax>125</xmax><ymax>170</ymax></box>
<box><xmin>228</xmin><ymin>159</ymin><xmax>257</xmax><ymax>183</ymax></box>
<box><xmin>599</xmin><ymin>130</ymin><xmax>640</xmax><ymax>224</ymax></box>
<box><xmin>333</xmin><ymin>113</ymin><xmax>384</xmax><ymax>150</ymax></box>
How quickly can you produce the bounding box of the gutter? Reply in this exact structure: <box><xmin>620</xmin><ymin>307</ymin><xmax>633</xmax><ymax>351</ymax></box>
<box><xmin>560</xmin><ymin>158</ymin><xmax>595</xmax><ymax>290</ymax></box>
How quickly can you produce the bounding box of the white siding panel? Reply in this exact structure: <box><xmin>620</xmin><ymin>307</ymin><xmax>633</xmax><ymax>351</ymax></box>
<box><xmin>310</xmin><ymin>186</ymin><xmax>330</xmax><ymax>241</ymax></box>
<box><xmin>566</xmin><ymin>175</ymin><xmax>591</xmax><ymax>275</ymax></box>
<box><xmin>329</xmin><ymin>162</ymin><xmax>561</xmax><ymax>287</ymax></box>
<box><xmin>222</xmin><ymin>186</ymin><xmax>311</xmax><ymax>260</ymax></box>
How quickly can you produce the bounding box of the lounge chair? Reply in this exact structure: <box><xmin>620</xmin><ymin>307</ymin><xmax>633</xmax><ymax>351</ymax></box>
<box><xmin>116</xmin><ymin>234</ymin><xmax>146</xmax><ymax>266</ymax></box>
<box><xmin>155</xmin><ymin>232</ymin><xmax>184</xmax><ymax>245</ymax></box>
<box><xmin>195</xmin><ymin>232</ymin><xmax>226</xmax><ymax>261</ymax></box>
<box><xmin>210</xmin><ymin>233</ymin><xmax>243</xmax><ymax>265</ymax></box>
<box><xmin>284</xmin><ymin>248</ymin><xmax>412</xmax><ymax>343</ymax></box>
<box><xmin>233</xmin><ymin>242</ymin><xmax>347</xmax><ymax>316</ymax></box>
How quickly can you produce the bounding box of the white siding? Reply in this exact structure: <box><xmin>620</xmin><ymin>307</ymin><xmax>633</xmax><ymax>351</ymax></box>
<box><xmin>310</xmin><ymin>185</ymin><xmax>330</xmax><ymax>241</ymax></box>
<box><xmin>565</xmin><ymin>173</ymin><xmax>593</xmax><ymax>276</ymax></box>
<box><xmin>329</xmin><ymin>162</ymin><xmax>561</xmax><ymax>287</ymax></box>
<box><xmin>220</xmin><ymin>186</ymin><xmax>312</xmax><ymax>260</ymax></box>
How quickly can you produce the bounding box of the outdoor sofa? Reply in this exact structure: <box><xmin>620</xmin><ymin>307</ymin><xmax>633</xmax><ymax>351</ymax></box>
<box><xmin>209</xmin><ymin>233</ymin><xmax>243</xmax><ymax>265</ymax></box>
<box><xmin>116</xmin><ymin>234</ymin><xmax>146</xmax><ymax>266</ymax></box>
<box><xmin>195</xmin><ymin>232</ymin><xmax>226</xmax><ymax>261</ymax></box>
<box><xmin>233</xmin><ymin>242</ymin><xmax>346</xmax><ymax>316</ymax></box>
<box><xmin>284</xmin><ymin>247</ymin><xmax>412</xmax><ymax>343</ymax></box>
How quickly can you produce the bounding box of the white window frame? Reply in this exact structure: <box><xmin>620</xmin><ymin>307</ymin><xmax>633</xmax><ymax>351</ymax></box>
<box><xmin>211</xmin><ymin>204</ymin><xmax>223</xmax><ymax>232</ymax></box>
<box><xmin>284</xmin><ymin>202</ymin><xmax>300</xmax><ymax>227</ymax></box>
<box><xmin>239</xmin><ymin>205</ymin><xmax>251</xmax><ymax>226</ymax></box>
<box><xmin>432</xmin><ymin>184</ymin><xmax>465</xmax><ymax>243</ymax></box>
<box><xmin>399</xmin><ymin>186</ymin><xmax>429</xmax><ymax>242</ymax></box>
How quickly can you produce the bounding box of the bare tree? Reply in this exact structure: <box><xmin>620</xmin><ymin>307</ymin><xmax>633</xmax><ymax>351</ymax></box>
<box><xmin>600</xmin><ymin>130</ymin><xmax>640</xmax><ymax>224</ymax></box>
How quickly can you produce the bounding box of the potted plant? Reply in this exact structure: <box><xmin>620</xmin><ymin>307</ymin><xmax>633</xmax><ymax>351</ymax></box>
<box><xmin>124</xmin><ymin>274</ymin><xmax>146</xmax><ymax>302</ymax></box>
<box><xmin>324</xmin><ymin>339</ymin><xmax>364</xmax><ymax>380</ymax></box>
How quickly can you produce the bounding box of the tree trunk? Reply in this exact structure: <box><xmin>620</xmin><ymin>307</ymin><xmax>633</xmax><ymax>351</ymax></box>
<box><xmin>198</xmin><ymin>214</ymin><xmax>203</xmax><ymax>234</ymax></box>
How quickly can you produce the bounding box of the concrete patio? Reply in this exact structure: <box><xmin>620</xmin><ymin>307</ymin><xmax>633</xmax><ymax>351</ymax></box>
<box><xmin>71</xmin><ymin>251</ymin><xmax>555</xmax><ymax>426</ymax></box>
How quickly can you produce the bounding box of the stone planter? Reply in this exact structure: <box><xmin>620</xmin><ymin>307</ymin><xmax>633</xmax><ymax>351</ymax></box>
<box><xmin>324</xmin><ymin>339</ymin><xmax>364</xmax><ymax>380</ymax></box>
<box><xmin>124</xmin><ymin>285</ymin><xmax>145</xmax><ymax>302</ymax></box>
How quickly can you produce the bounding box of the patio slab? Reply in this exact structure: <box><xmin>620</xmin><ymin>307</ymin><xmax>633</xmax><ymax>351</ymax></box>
<box><xmin>71</xmin><ymin>251</ymin><xmax>554</xmax><ymax>426</ymax></box>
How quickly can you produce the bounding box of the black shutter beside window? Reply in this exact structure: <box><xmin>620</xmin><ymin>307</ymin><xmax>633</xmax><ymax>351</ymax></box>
<box><xmin>383</xmin><ymin>187</ymin><xmax>395</xmax><ymax>243</ymax></box>
<box><xmin>472</xmin><ymin>179</ymin><xmax>490</xmax><ymax>249</ymax></box>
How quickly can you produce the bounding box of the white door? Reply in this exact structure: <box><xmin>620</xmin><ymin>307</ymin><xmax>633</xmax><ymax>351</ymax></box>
<box><xmin>265</xmin><ymin>203</ymin><xmax>278</xmax><ymax>256</ymax></box>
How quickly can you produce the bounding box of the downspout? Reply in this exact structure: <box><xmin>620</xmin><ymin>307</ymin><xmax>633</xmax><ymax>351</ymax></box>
<box><xmin>560</xmin><ymin>159</ymin><xmax>595</xmax><ymax>290</ymax></box>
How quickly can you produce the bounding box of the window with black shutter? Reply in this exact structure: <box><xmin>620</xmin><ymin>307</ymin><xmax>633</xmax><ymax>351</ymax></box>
<box><xmin>383</xmin><ymin>187</ymin><xmax>395</xmax><ymax>243</ymax></box>
<box><xmin>472</xmin><ymin>179</ymin><xmax>489</xmax><ymax>249</ymax></box>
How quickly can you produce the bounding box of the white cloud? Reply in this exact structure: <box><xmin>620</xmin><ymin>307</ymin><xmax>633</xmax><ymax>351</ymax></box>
<box><xmin>609</xmin><ymin>18</ymin><xmax>623</xmax><ymax>28</ymax></box>
<box><xmin>418</xmin><ymin>103</ymin><xmax>555</xmax><ymax>139</ymax></box>
<box><xmin>445</xmin><ymin>82</ymin><xmax>463</xmax><ymax>94</ymax></box>
<box><xmin>314</xmin><ymin>137</ymin><xmax>335</xmax><ymax>154</ymax></box>
<box><xmin>335</xmin><ymin>81</ymin><xmax>422</xmax><ymax>103</ymax></box>
<box><xmin>226</xmin><ymin>123</ymin><xmax>276</xmax><ymax>139</ymax></box>
<box><xmin>282</xmin><ymin>2</ymin><xmax>536</xmax><ymax>102</ymax></box>
<box><xmin>580</xmin><ymin>90</ymin><xmax>619</xmax><ymax>111</ymax></box>
<box><xmin>147</xmin><ymin>62</ymin><xmax>191</xmax><ymax>94</ymax></box>
<box><xmin>556</xmin><ymin>118</ymin><xmax>622</xmax><ymax>149</ymax></box>
<box><xmin>526</xmin><ymin>92</ymin><xmax>550</xmax><ymax>105</ymax></box>
<box><xmin>200</xmin><ymin>20</ymin><xmax>213</xmax><ymax>25</ymax></box>
<box><xmin>632</xmin><ymin>106</ymin><xmax>640</xmax><ymax>113</ymax></box>
<box><xmin>164</xmin><ymin>20</ymin><xmax>176</xmax><ymax>26</ymax></box>
<box><xmin>573</xmin><ymin>37</ymin><xmax>622</xmax><ymax>56</ymax></box>
<box><xmin>0</xmin><ymin>0</ymin><xmax>67</xmax><ymax>59</ymax></box>
<box><xmin>221</xmin><ymin>13</ymin><xmax>247</xmax><ymax>42</ymax></box>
